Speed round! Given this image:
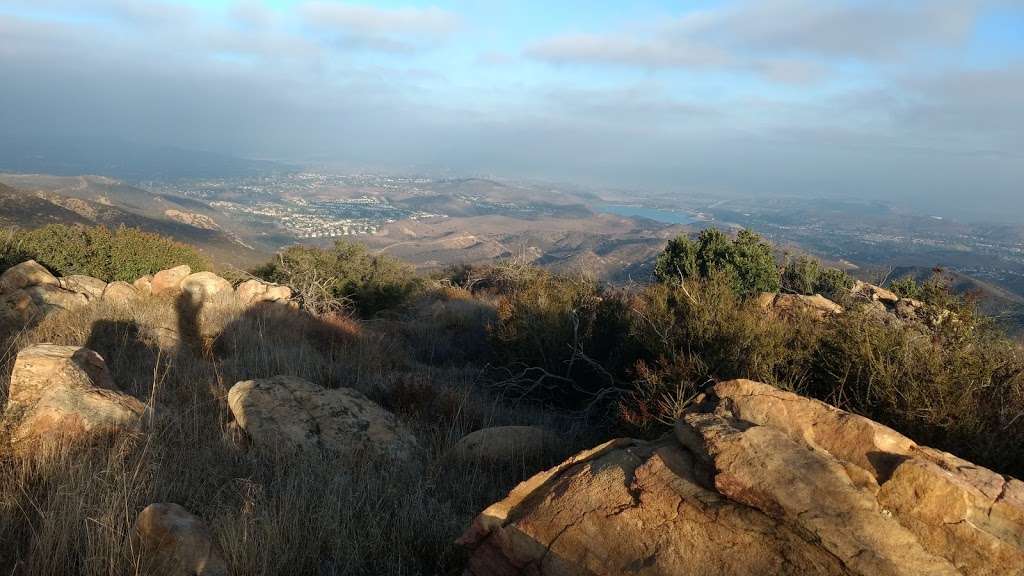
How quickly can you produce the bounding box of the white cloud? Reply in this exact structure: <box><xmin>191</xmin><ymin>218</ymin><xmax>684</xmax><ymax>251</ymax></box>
<box><xmin>525</xmin><ymin>33</ymin><xmax>730</xmax><ymax>69</ymax></box>
<box><xmin>526</xmin><ymin>0</ymin><xmax>983</xmax><ymax>82</ymax></box>
<box><xmin>300</xmin><ymin>2</ymin><xmax>458</xmax><ymax>52</ymax></box>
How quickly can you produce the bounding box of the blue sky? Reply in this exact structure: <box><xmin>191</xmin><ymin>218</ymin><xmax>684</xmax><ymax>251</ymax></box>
<box><xmin>1</xmin><ymin>0</ymin><xmax>1023</xmax><ymax>220</ymax></box>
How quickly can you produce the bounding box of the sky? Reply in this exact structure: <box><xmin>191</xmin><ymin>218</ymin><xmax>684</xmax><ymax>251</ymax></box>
<box><xmin>1</xmin><ymin>0</ymin><xmax>1023</xmax><ymax>221</ymax></box>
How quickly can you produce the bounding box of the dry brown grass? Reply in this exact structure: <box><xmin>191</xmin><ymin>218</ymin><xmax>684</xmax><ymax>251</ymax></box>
<box><xmin>0</xmin><ymin>290</ymin><xmax>586</xmax><ymax>575</ymax></box>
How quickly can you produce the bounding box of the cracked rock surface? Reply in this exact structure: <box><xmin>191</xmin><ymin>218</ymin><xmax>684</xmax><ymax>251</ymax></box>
<box><xmin>458</xmin><ymin>379</ymin><xmax>1024</xmax><ymax>576</ymax></box>
<box><xmin>228</xmin><ymin>375</ymin><xmax>419</xmax><ymax>460</ymax></box>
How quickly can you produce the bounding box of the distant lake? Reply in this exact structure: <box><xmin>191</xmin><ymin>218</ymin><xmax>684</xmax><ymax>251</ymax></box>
<box><xmin>597</xmin><ymin>203</ymin><xmax>697</xmax><ymax>225</ymax></box>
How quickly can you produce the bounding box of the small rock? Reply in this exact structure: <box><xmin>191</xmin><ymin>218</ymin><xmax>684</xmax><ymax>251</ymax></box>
<box><xmin>58</xmin><ymin>275</ymin><xmax>107</xmax><ymax>299</ymax></box>
<box><xmin>235</xmin><ymin>279</ymin><xmax>292</xmax><ymax>305</ymax></box>
<box><xmin>228</xmin><ymin>375</ymin><xmax>418</xmax><ymax>460</ymax></box>
<box><xmin>102</xmin><ymin>281</ymin><xmax>139</xmax><ymax>303</ymax></box>
<box><xmin>449</xmin><ymin>426</ymin><xmax>558</xmax><ymax>464</ymax></box>
<box><xmin>135</xmin><ymin>503</ymin><xmax>228</xmax><ymax>576</ymax></box>
<box><xmin>5</xmin><ymin>344</ymin><xmax>145</xmax><ymax>449</ymax></box>
<box><xmin>853</xmin><ymin>280</ymin><xmax>899</xmax><ymax>305</ymax></box>
<box><xmin>152</xmin><ymin>265</ymin><xmax>192</xmax><ymax>296</ymax></box>
<box><xmin>0</xmin><ymin>260</ymin><xmax>58</xmax><ymax>293</ymax></box>
<box><xmin>759</xmin><ymin>293</ymin><xmax>843</xmax><ymax>319</ymax></box>
<box><xmin>180</xmin><ymin>271</ymin><xmax>233</xmax><ymax>304</ymax></box>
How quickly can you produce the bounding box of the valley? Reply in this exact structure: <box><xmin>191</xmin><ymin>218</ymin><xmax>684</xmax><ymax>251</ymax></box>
<box><xmin>3</xmin><ymin>169</ymin><xmax>1024</xmax><ymax>329</ymax></box>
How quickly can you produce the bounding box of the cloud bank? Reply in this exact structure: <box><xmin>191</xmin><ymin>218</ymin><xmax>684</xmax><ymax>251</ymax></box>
<box><xmin>0</xmin><ymin>0</ymin><xmax>1022</xmax><ymax>221</ymax></box>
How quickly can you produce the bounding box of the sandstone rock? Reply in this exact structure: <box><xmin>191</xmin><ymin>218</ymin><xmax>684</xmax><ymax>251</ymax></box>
<box><xmin>135</xmin><ymin>503</ymin><xmax>228</xmax><ymax>576</ymax></box>
<box><xmin>181</xmin><ymin>271</ymin><xmax>233</xmax><ymax>304</ymax></box>
<box><xmin>227</xmin><ymin>376</ymin><xmax>418</xmax><ymax>460</ymax></box>
<box><xmin>449</xmin><ymin>426</ymin><xmax>558</xmax><ymax>464</ymax></box>
<box><xmin>102</xmin><ymin>281</ymin><xmax>139</xmax><ymax>303</ymax></box>
<box><xmin>0</xmin><ymin>260</ymin><xmax>58</xmax><ymax>293</ymax></box>
<box><xmin>23</xmin><ymin>284</ymin><xmax>89</xmax><ymax>313</ymax></box>
<box><xmin>58</xmin><ymin>275</ymin><xmax>107</xmax><ymax>299</ymax></box>
<box><xmin>691</xmin><ymin>378</ymin><xmax>916</xmax><ymax>477</ymax></box>
<box><xmin>5</xmin><ymin>344</ymin><xmax>145</xmax><ymax>449</ymax></box>
<box><xmin>763</xmin><ymin>293</ymin><xmax>843</xmax><ymax>318</ymax></box>
<box><xmin>461</xmin><ymin>379</ymin><xmax>1024</xmax><ymax>576</ymax></box>
<box><xmin>235</xmin><ymin>279</ymin><xmax>292</xmax><ymax>305</ymax></box>
<box><xmin>853</xmin><ymin>280</ymin><xmax>899</xmax><ymax>305</ymax></box>
<box><xmin>134</xmin><ymin>275</ymin><xmax>153</xmax><ymax>294</ymax></box>
<box><xmin>152</xmin><ymin>265</ymin><xmax>191</xmax><ymax>296</ymax></box>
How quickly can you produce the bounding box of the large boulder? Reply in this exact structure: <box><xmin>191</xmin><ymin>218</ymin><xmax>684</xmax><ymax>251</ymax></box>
<box><xmin>4</xmin><ymin>344</ymin><xmax>146</xmax><ymax>449</ymax></box>
<box><xmin>449</xmin><ymin>426</ymin><xmax>558</xmax><ymax>464</ymax></box>
<box><xmin>227</xmin><ymin>376</ymin><xmax>418</xmax><ymax>460</ymax></box>
<box><xmin>24</xmin><ymin>284</ymin><xmax>89</xmax><ymax>312</ymax></box>
<box><xmin>235</xmin><ymin>279</ymin><xmax>292</xmax><ymax>305</ymax></box>
<box><xmin>102</xmin><ymin>281</ymin><xmax>140</xmax><ymax>303</ymax></box>
<box><xmin>152</xmin><ymin>265</ymin><xmax>192</xmax><ymax>296</ymax></box>
<box><xmin>0</xmin><ymin>260</ymin><xmax>58</xmax><ymax>293</ymax></box>
<box><xmin>58</xmin><ymin>275</ymin><xmax>107</xmax><ymax>300</ymax></box>
<box><xmin>180</xmin><ymin>271</ymin><xmax>233</xmax><ymax>304</ymax></box>
<box><xmin>135</xmin><ymin>503</ymin><xmax>228</xmax><ymax>576</ymax></box>
<box><xmin>460</xmin><ymin>379</ymin><xmax>1024</xmax><ymax>576</ymax></box>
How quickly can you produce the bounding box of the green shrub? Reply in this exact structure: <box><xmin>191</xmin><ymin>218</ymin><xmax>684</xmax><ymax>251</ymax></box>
<box><xmin>815</xmin><ymin>267</ymin><xmax>855</xmax><ymax>301</ymax></box>
<box><xmin>781</xmin><ymin>255</ymin><xmax>821</xmax><ymax>295</ymax></box>
<box><xmin>486</xmin><ymin>264</ymin><xmax>632</xmax><ymax>409</ymax></box>
<box><xmin>812</xmin><ymin>307</ymin><xmax>1024</xmax><ymax>474</ymax></box>
<box><xmin>655</xmin><ymin>228</ymin><xmax>780</xmax><ymax>295</ymax></box>
<box><xmin>781</xmin><ymin>255</ymin><xmax>854</xmax><ymax>301</ymax></box>
<box><xmin>621</xmin><ymin>272</ymin><xmax>823</xmax><ymax>430</ymax></box>
<box><xmin>889</xmin><ymin>275</ymin><xmax>922</xmax><ymax>300</ymax></box>
<box><xmin>256</xmin><ymin>241</ymin><xmax>422</xmax><ymax>316</ymax></box>
<box><xmin>0</xmin><ymin>224</ymin><xmax>209</xmax><ymax>282</ymax></box>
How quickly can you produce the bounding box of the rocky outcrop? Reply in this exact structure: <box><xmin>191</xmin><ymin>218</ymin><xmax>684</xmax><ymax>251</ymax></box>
<box><xmin>459</xmin><ymin>379</ymin><xmax>1023</xmax><ymax>576</ymax></box>
<box><xmin>181</xmin><ymin>271</ymin><xmax>233</xmax><ymax>304</ymax></box>
<box><xmin>235</xmin><ymin>279</ymin><xmax>292</xmax><ymax>305</ymax></box>
<box><xmin>135</xmin><ymin>503</ymin><xmax>228</xmax><ymax>576</ymax></box>
<box><xmin>58</xmin><ymin>274</ymin><xmax>107</xmax><ymax>299</ymax></box>
<box><xmin>4</xmin><ymin>345</ymin><xmax>146</xmax><ymax>449</ymax></box>
<box><xmin>152</xmin><ymin>265</ymin><xmax>192</xmax><ymax>296</ymax></box>
<box><xmin>0</xmin><ymin>260</ymin><xmax>58</xmax><ymax>293</ymax></box>
<box><xmin>449</xmin><ymin>426</ymin><xmax>558</xmax><ymax>464</ymax></box>
<box><xmin>227</xmin><ymin>376</ymin><xmax>418</xmax><ymax>460</ymax></box>
<box><xmin>758</xmin><ymin>292</ymin><xmax>843</xmax><ymax>318</ymax></box>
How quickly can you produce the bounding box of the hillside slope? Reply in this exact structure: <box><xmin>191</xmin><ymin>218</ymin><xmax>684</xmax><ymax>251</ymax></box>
<box><xmin>0</xmin><ymin>177</ymin><xmax>264</xmax><ymax>267</ymax></box>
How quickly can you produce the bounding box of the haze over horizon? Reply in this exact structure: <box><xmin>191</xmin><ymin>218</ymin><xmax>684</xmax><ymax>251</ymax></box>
<box><xmin>1</xmin><ymin>0</ymin><xmax>1023</xmax><ymax>222</ymax></box>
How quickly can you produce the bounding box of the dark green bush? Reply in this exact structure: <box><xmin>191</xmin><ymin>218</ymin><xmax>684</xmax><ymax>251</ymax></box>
<box><xmin>782</xmin><ymin>255</ymin><xmax>854</xmax><ymax>300</ymax></box>
<box><xmin>889</xmin><ymin>275</ymin><xmax>922</xmax><ymax>300</ymax></box>
<box><xmin>815</xmin><ymin>267</ymin><xmax>855</xmax><ymax>301</ymax></box>
<box><xmin>487</xmin><ymin>265</ymin><xmax>631</xmax><ymax>408</ymax></box>
<box><xmin>655</xmin><ymin>228</ymin><xmax>780</xmax><ymax>295</ymax></box>
<box><xmin>0</xmin><ymin>224</ymin><xmax>209</xmax><ymax>282</ymax></box>
<box><xmin>255</xmin><ymin>240</ymin><xmax>422</xmax><ymax>316</ymax></box>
